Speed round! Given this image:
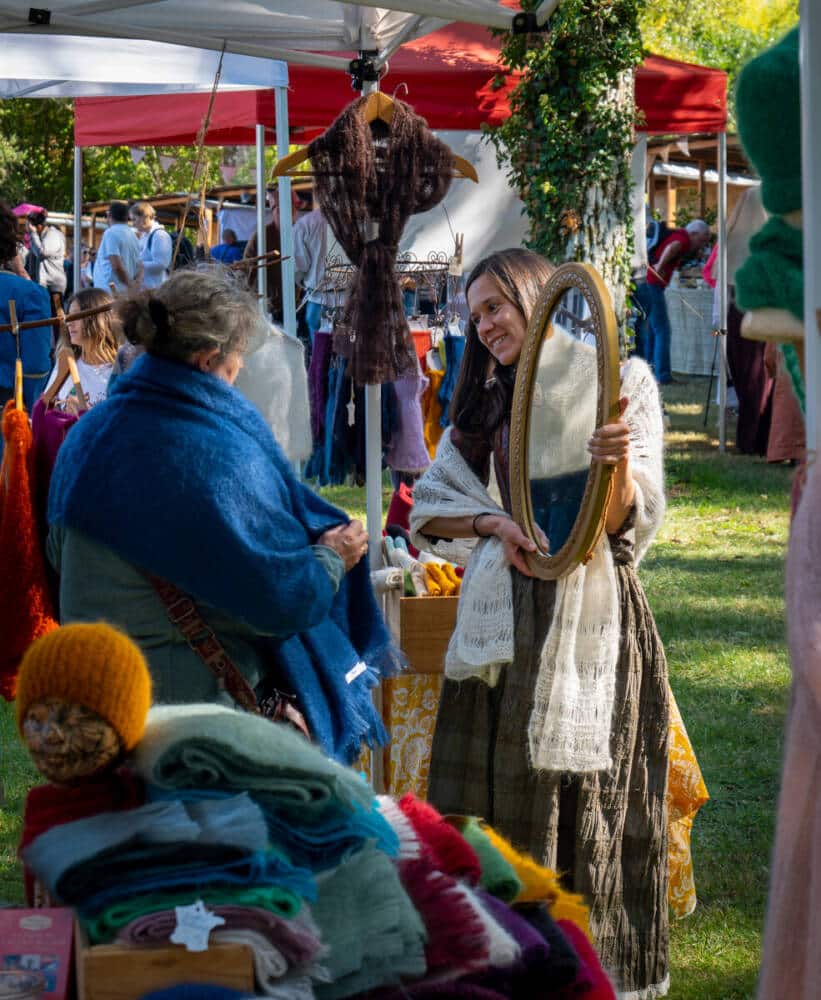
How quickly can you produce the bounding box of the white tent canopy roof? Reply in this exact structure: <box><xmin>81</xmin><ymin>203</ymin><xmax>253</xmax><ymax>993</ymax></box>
<box><xmin>0</xmin><ymin>33</ymin><xmax>288</xmax><ymax>98</ymax></box>
<box><xmin>0</xmin><ymin>1</ymin><xmax>531</xmax><ymax>67</ymax></box>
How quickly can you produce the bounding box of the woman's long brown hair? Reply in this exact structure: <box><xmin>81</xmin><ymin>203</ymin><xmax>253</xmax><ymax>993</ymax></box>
<box><xmin>450</xmin><ymin>248</ymin><xmax>555</xmax><ymax>439</ymax></box>
<box><xmin>60</xmin><ymin>287</ymin><xmax>119</xmax><ymax>364</ymax></box>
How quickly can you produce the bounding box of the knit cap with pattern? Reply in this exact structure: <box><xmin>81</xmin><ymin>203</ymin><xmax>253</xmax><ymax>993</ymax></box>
<box><xmin>16</xmin><ymin>623</ymin><xmax>152</xmax><ymax>751</ymax></box>
<box><xmin>735</xmin><ymin>26</ymin><xmax>800</xmax><ymax>215</ymax></box>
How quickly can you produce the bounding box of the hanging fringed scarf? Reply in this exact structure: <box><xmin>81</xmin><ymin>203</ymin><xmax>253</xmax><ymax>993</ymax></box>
<box><xmin>308</xmin><ymin>96</ymin><xmax>454</xmax><ymax>385</ymax></box>
<box><xmin>0</xmin><ymin>401</ymin><xmax>58</xmax><ymax>699</ymax></box>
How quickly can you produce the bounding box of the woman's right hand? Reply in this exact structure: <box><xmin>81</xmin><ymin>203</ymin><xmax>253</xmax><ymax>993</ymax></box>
<box><xmin>318</xmin><ymin>519</ymin><xmax>369</xmax><ymax>572</ymax></box>
<box><xmin>477</xmin><ymin>514</ymin><xmax>539</xmax><ymax>577</ymax></box>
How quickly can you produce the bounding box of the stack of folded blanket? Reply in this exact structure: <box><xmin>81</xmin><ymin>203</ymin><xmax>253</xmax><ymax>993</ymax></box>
<box><xmin>21</xmin><ymin>702</ymin><xmax>615</xmax><ymax>999</ymax></box>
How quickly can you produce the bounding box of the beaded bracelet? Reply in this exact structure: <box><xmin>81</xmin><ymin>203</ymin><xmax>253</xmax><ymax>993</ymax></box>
<box><xmin>472</xmin><ymin>512</ymin><xmax>497</xmax><ymax>537</ymax></box>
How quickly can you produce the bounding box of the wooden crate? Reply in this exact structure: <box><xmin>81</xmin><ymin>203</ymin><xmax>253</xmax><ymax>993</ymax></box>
<box><xmin>399</xmin><ymin>595</ymin><xmax>459</xmax><ymax>674</ymax></box>
<box><xmin>74</xmin><ymin>922</ymin><xmax>254</xmax><ymax>1000</ymax></box>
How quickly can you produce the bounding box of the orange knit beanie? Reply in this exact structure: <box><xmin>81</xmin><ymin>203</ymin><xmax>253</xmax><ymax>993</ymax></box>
<box><xmin>16</xmin><ymin>623</ymin><xmax>152</xmax><ymax>751</ymax></box>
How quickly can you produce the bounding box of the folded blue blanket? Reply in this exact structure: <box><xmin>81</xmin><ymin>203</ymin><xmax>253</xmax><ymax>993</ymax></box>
<box><xmin>23</xmin><ymin>795</ymin><xmax>270</xmax><ymax>897</ymax></box>
<box><xmin>149</xmin><ymin>785</ymin><xmax>398</xmax><ymax>872</ymax></box>
<box><xmin>67</xmin><ymin>844</ymin><xmax>314</xmax><ymax>918</ymax></box>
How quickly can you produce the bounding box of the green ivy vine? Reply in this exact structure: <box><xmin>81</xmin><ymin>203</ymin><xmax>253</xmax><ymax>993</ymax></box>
<box><xmin>486</xmin><ymin>0</ymin><xmax>645</xmax><ymax>338</ymax></box>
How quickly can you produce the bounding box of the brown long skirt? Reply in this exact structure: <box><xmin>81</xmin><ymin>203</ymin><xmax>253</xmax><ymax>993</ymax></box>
<box><xmin>427</xmin><ymin>564</ymin><xmax>670</xmax><ymax>998</ymax></box>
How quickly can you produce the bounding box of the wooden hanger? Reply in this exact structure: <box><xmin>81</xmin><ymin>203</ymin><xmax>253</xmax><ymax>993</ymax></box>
<box><xmin>40</xmin><ymin>351</ymin><xmax>81</xmax><ymax>409</ymax></box>
<box><xmin>8</xmin><ymin>300</ymin><xmax>23</xmax><ymax>411</ymax></box>
<box><xmin>272</xmin><ymin>92</ymin><xmax>478</xmax><ymax>183</ymax></box>
<box><xmin>42</xmin><ymin>299</ymin><xmax>87</xmax><ymax>410</ymax></box>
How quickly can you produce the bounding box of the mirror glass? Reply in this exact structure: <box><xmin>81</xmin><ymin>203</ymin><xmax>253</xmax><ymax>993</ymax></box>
<box><xmin>526</xmin><ymin>288</ymin><xmax>599</xmax><ymax>556</ymax></box>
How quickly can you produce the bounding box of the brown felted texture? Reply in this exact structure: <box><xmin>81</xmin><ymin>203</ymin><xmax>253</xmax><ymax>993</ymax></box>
<box><xmin>308</xmin><ymin>96</ymin><xmax>454</xmax><ymax>385</ymax></box>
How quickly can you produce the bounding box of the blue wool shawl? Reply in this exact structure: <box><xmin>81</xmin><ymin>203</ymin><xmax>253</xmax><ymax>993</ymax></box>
<box><xmin>48</xmin><ymin>353</ymin><xmax>396</xmax><ymax>762</ymax></box>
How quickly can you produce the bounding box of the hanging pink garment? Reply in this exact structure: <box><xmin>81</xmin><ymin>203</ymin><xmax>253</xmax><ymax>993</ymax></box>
<box><xmin>756</xmin><ymin>460</ymin><xmax>821</xmax><ymax>999</ymax></box>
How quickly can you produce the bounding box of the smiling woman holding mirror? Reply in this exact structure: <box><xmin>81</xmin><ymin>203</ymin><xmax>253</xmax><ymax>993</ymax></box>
<box><xmin>411</xmin><ymin>249</ymin><xmax>670</xmax><ymax>1000</ymax></box>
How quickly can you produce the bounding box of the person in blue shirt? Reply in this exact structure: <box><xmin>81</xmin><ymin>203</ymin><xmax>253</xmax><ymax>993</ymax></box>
<box><xmin>210</xmin><ymin>228</ymin><xmax>243</xmax><ymax>265</ymax></box>
<box><xmin>0</xmin><ymin>200</ymin><xmax>53</xmax><ymax>413</ymax></box>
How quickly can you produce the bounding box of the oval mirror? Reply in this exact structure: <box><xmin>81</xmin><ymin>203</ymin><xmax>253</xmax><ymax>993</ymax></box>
<box><xmin>510</xmin><ymin>262</ymin><xmax>620</xmax><ymax>579</ymax></box>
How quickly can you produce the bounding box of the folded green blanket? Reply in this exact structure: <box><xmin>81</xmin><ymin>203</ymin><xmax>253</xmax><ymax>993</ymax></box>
<box><xmin>313</xmin><ymin>845</ymin><xmax>427</xmax><ymax>999</ymax></box>
<box><xmin>133</xmin><ymin>704</ymin><xmax>374</xmax><ymax>818</ymax></box>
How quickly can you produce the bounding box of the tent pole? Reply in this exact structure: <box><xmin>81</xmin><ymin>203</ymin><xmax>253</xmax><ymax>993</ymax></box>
<box><xmin>717</xmin><ymin>130</ymin><xmax>728</xmax><ymax>453</ymax></box>
<box><xmin>362</xmin><ymin>77</ymin><xmax>383</xmax><ymax>572</ymax></box>
<box><xmin>800</xmin><ymin>1</ymin><xmax>820</xmax><ymax>453</ymax></box>
<box><xmin>361</xmin><ymin>70</ymin><xmax>385</xmax><ymax>793</ymax></box>
<box><xmin>255</xmin><ymin>123</ymin><xmax>267</xmax><ymax>317</ymax></box>
<box><xmin>73</xmin><ymin>145</ymin><xmax>83</xmax><ymax>295</ymax></box>
<box><xmin>275</xmin><ymin>85</ymin><xmax>297</xmax><ymax>338</ymax></box>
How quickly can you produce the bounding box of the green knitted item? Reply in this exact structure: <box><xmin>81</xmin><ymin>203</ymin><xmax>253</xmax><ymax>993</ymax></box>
<box><xmin>781</xmin><ymin>344</ymin><xmax>806</xmax><ymax>415</ymax></box>
<box><xmin>734</xmin><ymin>217</ymin><xmax>804</xmax><ymax>320</ymax></box>
<box><xmin>736</xmin><ymin>27</ymin><xmax>801</xmax><ymax>214</ymax></box>
<box><xmin>313</xmin><ymin>845</ymin><xmax>427</xmax><ymax>1000</ymax></box>
<box><xmin>461</xmin><ymin>817</ymin><xmax>522</xmax><ymax>903</ymax></box>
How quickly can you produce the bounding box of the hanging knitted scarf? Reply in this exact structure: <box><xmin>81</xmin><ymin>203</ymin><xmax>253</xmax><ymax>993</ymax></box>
<box><xmin>308</xmin><ymin>96</ymin><xmax>454</xmax><ymax>385</ymax></box>
<box><xmin>0</xmin><ymin>401</ymin><xmax>58</xmax><ymax>699</ymax></box>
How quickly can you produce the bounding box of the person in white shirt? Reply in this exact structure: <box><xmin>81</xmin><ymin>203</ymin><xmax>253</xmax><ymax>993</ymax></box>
<box><xmin>93</xmin><ymin>201</ymin><xmax>142</xmax><ymax>294</ymax></box>
<box><xmin>27</xmin><ymin>210</ymin><xmax>67</xmax><ymax>297</ymax></box>
<box><xmin>130</xmin><ymin>201</ymin><xmax>173</xmax><ymax>289</ymax></box>
<box><xmin>42</xmin><ymin>287</ymin><xmax>118</xmax><ymax>414</ymax></box>
<box><xmin>293</xmin><ymin>207</ymin><xmax>331</xmax><ymax>344</ymax></box>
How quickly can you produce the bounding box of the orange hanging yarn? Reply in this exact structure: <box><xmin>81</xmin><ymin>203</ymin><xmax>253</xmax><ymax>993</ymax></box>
<box><xmin>0</xmin><ymin>401</ymin><xmax>58</xmax><ymax>700</ymax></box>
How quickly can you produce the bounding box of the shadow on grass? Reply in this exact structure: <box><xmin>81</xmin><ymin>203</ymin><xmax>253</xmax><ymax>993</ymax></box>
<box><xmin>644</xmin><ymin>553</ymin><xmax>784</xmax><ymax>576</ymax></box>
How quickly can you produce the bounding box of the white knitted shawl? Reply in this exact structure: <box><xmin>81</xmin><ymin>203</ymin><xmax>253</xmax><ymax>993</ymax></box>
<box><xmin>409</xmin><ymin>358</ymin><xmax>665</xmax><ymax>773</ymax></box>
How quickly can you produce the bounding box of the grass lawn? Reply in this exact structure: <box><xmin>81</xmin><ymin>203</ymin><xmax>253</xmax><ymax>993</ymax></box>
<box><xmin>0</xmin><ymin>376</ymin><xmax>794</xmax><ymax>1000</ymax></box>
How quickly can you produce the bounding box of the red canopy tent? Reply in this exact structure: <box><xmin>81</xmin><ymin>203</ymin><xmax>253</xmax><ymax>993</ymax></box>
<box><xmin>73</xmin><ymin>23</ymin><xmax>727</xmax><ymax>147</ymax></box>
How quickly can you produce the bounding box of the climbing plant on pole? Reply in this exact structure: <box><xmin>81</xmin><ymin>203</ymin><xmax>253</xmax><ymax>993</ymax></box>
<box><xmin>487</xmin><ymin>0</ymin><xmax>645</xmax><ymax>338</ymax></box>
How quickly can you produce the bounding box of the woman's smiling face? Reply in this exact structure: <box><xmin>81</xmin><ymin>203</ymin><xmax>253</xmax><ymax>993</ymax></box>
<box><xmin>468</xmin><ymin>272</ymin><xmax>528</xmax><ymax>367</ymax></box>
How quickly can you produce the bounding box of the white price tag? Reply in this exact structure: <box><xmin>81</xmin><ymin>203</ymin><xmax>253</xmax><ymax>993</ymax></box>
<box><xmin>170</xmin><ymin>900</ymin><xmax>225</xmax><ymax>952</ymax></box>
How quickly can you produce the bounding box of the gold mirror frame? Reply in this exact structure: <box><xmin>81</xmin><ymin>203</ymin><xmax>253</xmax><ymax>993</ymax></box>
<box><xmin>510</xmin><ymin>262</ymin><xmax>621</xmax><ymax>580</ymax></box>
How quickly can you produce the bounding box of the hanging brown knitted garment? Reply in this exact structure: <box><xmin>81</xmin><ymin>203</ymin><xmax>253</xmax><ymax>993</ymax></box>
<box><xmin>308</xmin><ymin>96</ymin><xmax>454</xmax><ymax>385</ymax></box>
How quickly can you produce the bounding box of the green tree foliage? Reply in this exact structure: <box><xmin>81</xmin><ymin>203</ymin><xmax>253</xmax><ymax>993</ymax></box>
<box><xmin>640</xmin><ymin>0</ymin><xmax>799</xmax><ymax>112</ymax></box>
<box><xmin>0</xmin><ymin>99</ymin><xmax>74</xmax><ymax>207</ymax></box>
<box><xmin>0</xmin><ymin>98</ymin><xmax>225</xmax><ymax>211</ymax></box>
<box><xmin>487</xmin><ymin>0</ymin><xmax>645</xmax><ymax>335</ymax></box>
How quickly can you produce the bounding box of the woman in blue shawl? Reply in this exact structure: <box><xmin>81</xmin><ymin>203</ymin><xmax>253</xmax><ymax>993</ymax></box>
<box><xmin>47</xmin><ymin>268</ymin><xmax>394</xmax><ymax>764</ymax></box>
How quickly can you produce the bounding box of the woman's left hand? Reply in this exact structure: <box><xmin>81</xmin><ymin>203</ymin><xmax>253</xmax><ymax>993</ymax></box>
<box><xmin>319</xmin><ymin>520</ymin><xmax>369</xmax><ymax>572</ymax></box>
<box><xmin>588</xmin><ymin>397</ymin><xmax>630</xmax><ymax>466</ymax></box>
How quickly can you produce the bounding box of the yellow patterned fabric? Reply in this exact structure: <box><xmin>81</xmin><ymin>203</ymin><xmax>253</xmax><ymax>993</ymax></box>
<box><xmin>666</xmin><ymin>688</ymin><xmax>710</xmax><ymax>918</ymax></box>
<box><xmin>362</xmin><ymin>675</ymin><xmax>708</xmax><ymax>918</ymax></box>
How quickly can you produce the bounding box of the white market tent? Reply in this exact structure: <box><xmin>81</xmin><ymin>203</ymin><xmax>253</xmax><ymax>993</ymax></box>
<box><xmin>0</xmin><ymin>1</ymin><xmax>559</xmax><ymax>576</ymax></box>
<box><xmin>0</xmin><ymin>33</ymin><xmax>288</xmax><ymax>98</ymax></box>
<box><xmin>0</xmin><ymin>33</ymin><xmax>293</xmax><ymax>326</ymax></box>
